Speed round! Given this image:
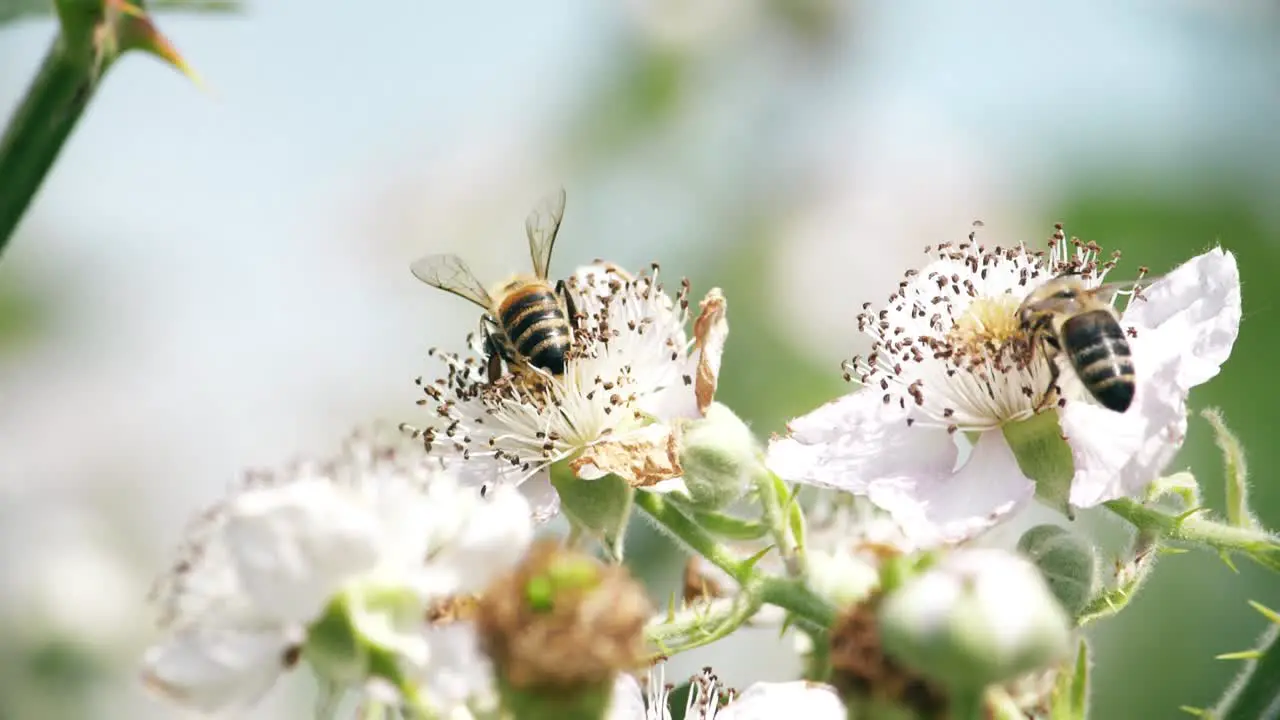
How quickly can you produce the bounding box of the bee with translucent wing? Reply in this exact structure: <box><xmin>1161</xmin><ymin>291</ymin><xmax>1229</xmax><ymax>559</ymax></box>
<box><xmin>411</xmin><ymin>188</ymin><xmax>578</xmax><ymax>383</ymax></box>
<box><xmin>1017</xmin><ymin>273</ymin><xmax>1150</xmax><ymax>413</ymax></box>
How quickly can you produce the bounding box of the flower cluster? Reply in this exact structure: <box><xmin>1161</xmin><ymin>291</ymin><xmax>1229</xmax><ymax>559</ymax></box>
<box><xmin>142</xmin><ymin>195</ymin><xmax>1264</xmax><ymax>720</ymax></box>
<box><xmin>767</xmin><ymin>227</ymin><xmax>1241</xmax><ymax>544</ymax></box>
<box><xmin>403</xmin><ymin>262</ymin><xmax>728</xmax><ymax>521</ymax></box>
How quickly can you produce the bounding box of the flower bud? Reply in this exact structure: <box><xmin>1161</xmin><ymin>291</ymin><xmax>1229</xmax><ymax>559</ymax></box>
<box><xmin>476</xmin><ymin>541</ymin><xmax>652</xmax><ymax>720</ymax></box>
<box><xmin>877</xmin><ymin>549</ymin><xmax>1072</xmax><ymax>690</ymax></box>
<box><xmin>678</xmin><ymin>402</ymin><xmax>762</xmax><ymax>510</ymax></box>
<box><xmin>303</xmin><ymin>582</ymin><xmax>427</xmax><ymax>691</ymax></box>
<box><xmin>1016</xmin><ymin>524</ymin><xmax>1097</xmax><ymax>618</ymax></box>
<box><xmin>807</xmin><ymin>549</ymin><xmax>881</xmax><ymax>608</ymax></box>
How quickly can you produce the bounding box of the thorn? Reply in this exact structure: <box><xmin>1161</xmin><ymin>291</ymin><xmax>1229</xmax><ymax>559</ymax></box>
<box><xmin>1248</xmin><ymin>600</ymin><xmax>1280</xmax><ymax>625</ymax></box>
<box><xmin>1215</xmin><ymin>649</ymin><xmax>1262</xmax><ymax>661</ymax></box>
<box><xmin>1219</xmin><ymin>550</ymin><xmax>1240</xmax><ymax>574</ymax></box>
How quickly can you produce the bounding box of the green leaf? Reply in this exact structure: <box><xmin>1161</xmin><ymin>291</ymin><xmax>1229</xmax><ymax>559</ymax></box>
<box><xmin>551</xmin><ymin>466</ymin><xmax>634</xmax><ymax>562</ymax></box>
<box><xmin>1002</xmin><ymin>411</ymin><xmax>1077</xmax><ymax>519</ymax></box>
<box><xmin>1049</xmin><ymin>639</ymin><xmax>1090</xmax><ymax>720</ymax></box>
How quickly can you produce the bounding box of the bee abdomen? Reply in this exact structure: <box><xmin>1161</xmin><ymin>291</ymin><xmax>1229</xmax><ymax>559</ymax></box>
<box><xmin>1061</xmin><ymin>310</ymin><xmax>1135</xmax><ymax>413</ymax></box>
<box><xmin>499</xmin><ymin>288</ymin><xmax>571</xmax><ymax>375</ymax></box>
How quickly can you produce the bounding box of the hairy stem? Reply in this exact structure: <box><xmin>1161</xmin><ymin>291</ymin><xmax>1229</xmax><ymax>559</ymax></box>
<box><xmin>756</xmin><ymin>471</ymin><xmax>802</xmax><ymax>576</ymax></box>
<box><xmin>634</xmin><ymin>490</ymin><xmax>836</xmax><ymax>630</ymax></box>
<box><xmin>644</xmin><ymin>594</ymin><xmax>763</xmax><ymax>660</ymax></box>
<box><xmin>1104</xmin><ymin>499</ymin><xmax>1280</xmax><ymax>573</ymax></box>
<box><xmin>634</xmin><ymin>490</ymin><xmax>748</xmax><ymax>581</ymax></box>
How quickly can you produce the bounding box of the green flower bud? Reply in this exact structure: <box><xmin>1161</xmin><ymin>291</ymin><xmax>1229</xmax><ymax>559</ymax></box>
<box><xmin>878</xmin><ymin>549</ymin><xmax>1072</xmax><ymax>691</ymax></box>
<box><xmin>807</xmin><ymin>549</ymin><xmax>881</xmax><ymax>608</ymax></box>
<box><xmin>303</xmin><ymin>583</ymin><xmax>425</xmax><ymax>691</ymax></box>
<box><xmin>679</xmin><ymin>402</ymin><xmax>763</xmax><ymax>510</ymax></box>
<box><xmin>1016</xmin><ymin>524</ymin><xmax>1098</xmax><ymax>618</ymax></box>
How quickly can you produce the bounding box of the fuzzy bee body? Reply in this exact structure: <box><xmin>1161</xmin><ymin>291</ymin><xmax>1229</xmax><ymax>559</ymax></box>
<box><xmin>1017</xmin><ymin>275</ymin><xmax>1139</xmax><ymax>413</ymax></box>
<box><xmin>1057</xmin><ymin>309</ymin><xmax>1135</xmax><ymax>412</ymax></box>
<box><xmin>411</xmin><ymin>188</ymin><xmax>576</xmax><ymax>383</ymax></box>
<box><xmin>493</xmin><ymin>280</ymin><xmax>573</xmax><ymax>376</ymax></box>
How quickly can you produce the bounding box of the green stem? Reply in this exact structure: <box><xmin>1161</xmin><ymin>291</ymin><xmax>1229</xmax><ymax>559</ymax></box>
<box><xmin>1104</xmin><ymin>499</ymin><xmax>1280</xmax><ymax>573</ymax></box>
<box><xmin>634</xmin><ymin>490</ymin><xmax>836</xmax><ymax>630</ymax></box>
<box><xmin>756</xmin><ymin>471</ymin><xmax>802</xmax><ymax>576</ymax></box>
<box><xmin>645</xmin><ymin>594</ymin><xmax>763</xmax><ymax>660</ymax></box>
<box><xmin>950</xmin><ymin>687</ymin><xmax>987</xmax><ymax>720</ymax></box>
<box><xmin>1212</xmin><ymin>623</ymin><xmax>1280</xmax><ymax>720</ymax></box>
<box><xmin>757</xmin><ymin>575</ymin><xmax>836</xmax><ymax>629</ymax></box>
<box><xmin>634</xmin><ymin>490</ymin><xmax>749</xmax><ymax>582</ymax></box>
<box><xmin>686</xmin><ymin>507</ymin><xmax>770</xmax><ymax>540</ymax></box>
<box><xmin>0</xmin><ymin>36</ymin><xmax>103</xmax><ymax>256</ymax></box>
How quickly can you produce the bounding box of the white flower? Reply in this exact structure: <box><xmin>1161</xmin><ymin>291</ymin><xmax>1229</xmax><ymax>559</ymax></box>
<box><xmin>140</xmin><ymin>431</ymin><xmax>532</xmax><ymax>715</ymax></box>
<box><xmin>768</xmin><ymin>231</ymin><xmax>1241</xmax><ymax>544</ymax></box>
<box><xmin>405</xmin><ymin>263</ymin><xmax>728</xmax><ymax>520</ymax></box>
<box><xmin>610</xmin><ymin>666</ymin><xmax>845</xmax><ymax>720</ymax></box>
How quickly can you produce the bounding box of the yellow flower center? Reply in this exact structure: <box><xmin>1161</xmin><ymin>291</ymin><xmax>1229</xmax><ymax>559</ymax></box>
<box><xmin>947</xmin><ymin>293</ymin><xmax>1024</xmax><ymax>348</ymax></box>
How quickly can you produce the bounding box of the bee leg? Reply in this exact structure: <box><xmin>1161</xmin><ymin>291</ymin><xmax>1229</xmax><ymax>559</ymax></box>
<box><xmin>481</xmin><ymin>317</ymin><xmax>515</xmax><ymax>384</ymax></box>
<box><xmin>556</xmin><ymin>279</ymin><xmax>580</xmax><ymax>338</ymax></box>
<box><xmin>1035</xmin><ymin>347</ymin><xmax>1064</xmax><ymax>413</ymax></box>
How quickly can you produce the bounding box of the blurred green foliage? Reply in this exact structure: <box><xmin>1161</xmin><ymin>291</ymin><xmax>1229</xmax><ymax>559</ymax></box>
<box><xmin>1052</xmin><ymin>175</ymin><xmax>1280</xmax><ymax>718</ymax></box>
<box><xmin>0</xmin><ymin>0</ymin><xmax>240</xmax><ymax>26</ymax></box>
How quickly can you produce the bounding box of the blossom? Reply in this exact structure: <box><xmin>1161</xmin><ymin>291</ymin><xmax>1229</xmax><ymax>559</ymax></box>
<box><xmin>610</xmin><ymin>666</ymin><xmax>845</xmax><ymax>720</ymax></box>
<box><xmin>767</xmin><ymin>229</ymin><xmax>1241</xmax><ymax>543</ymax></box>
<box><xmin>405</xmin><ymin>262</ymin><xmax>728</xmax><ymax>520</ymax></box>
<box><xmin>140</xmin><ymin>431</ymin><xmax>532</xmax><ymax>715</ymax></box>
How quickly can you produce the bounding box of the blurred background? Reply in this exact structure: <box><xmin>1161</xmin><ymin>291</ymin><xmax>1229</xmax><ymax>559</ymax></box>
<box><xmin>1</xmin><ymin>1</ymin><xmax>1278</xmax><ymax>717</ymax></box>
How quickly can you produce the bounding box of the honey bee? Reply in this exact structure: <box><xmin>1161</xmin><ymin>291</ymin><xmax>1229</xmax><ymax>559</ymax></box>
<box><xmin>1017</xmin><ymin>274</ymin><xmax>1145</xmax><ymax>413</ymax></box>
<box><xmin>411</xmin><ymin>188</ymin><xmax>577</xmax><ymax>383</ymax></box>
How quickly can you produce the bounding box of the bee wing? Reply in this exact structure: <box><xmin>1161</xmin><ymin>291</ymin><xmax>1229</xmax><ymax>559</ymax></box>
<box><xmin>525</xmin><ymin>187</ymin><xmax>567</xmax><ymax>280</ymax></box>
<box><xmin>410</xmin><ymin>253</ymin><xmax>494</xmax><ymax>310</ymax></box>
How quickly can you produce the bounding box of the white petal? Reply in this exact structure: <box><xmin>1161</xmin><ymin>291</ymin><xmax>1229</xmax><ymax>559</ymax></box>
<box><xmin>446</xmin><ymin>483</ymin><xmax>535</xmax><ymax>595</ymax></box>
<box><xmin>517</xmin><ymin>469</ymin><xmax>562</xmax><ymax>523</ymax></box>
<box><xmin>1063</xmin><ymin>354</ymin><xmax>1187</xmax><ymax>506</ymax></box>
<box><xmin>140</xmin><ymin>626</ymin><xmax>294</xmax><ymax>715</ymax></box>
<box><xmin>225</xmin><ymin>479</ymin><xmax>381</xmax><ymax>623</ymax></box>
<box><xmin>1123</xmin><ymin>247</ymin><xmax>1241</xmax><ymax>391</ymax></box>
<box><xmin>717</xmin><ymin>682</ymin><xmax>846</xmax><ymax>720</ymax></box>
<box><xmin>770</xmin><ymin>392</ymin><xmax>1030</xmax><ymax>546</ymax></box>
<box><xmin>766</xmin><ymin>390</ymin><xmax>956</xmax><ymax>495</ymax></box>
<box><xmin>415</xmin><ymin>624</ymin><xmax>498</xmax><ymax>711</ymax></box>
<box><xmin>606</xmin><ymin>673</ymin><xmax>648</xmax><ymax>720</ymax></box>
<box><xmin>875</xmin><ymin>431</ymin><xmax>1034</xmax><ymax>546</ymax></box>
<box><xmin>1063</xmin><ymin>249</ymin><xmax>1240</xmax><ymax>506</ymax></box>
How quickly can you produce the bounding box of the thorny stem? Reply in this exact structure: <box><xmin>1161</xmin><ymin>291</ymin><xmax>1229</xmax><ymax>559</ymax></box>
<box><xmin>1076</xmin><ymin>530</ymin><xmax>1159</xmax><ymax>627</ymax></box>
<box><xmin>1211</xmin><ymin>611</ymin><xmax>1280</xmax><ymax>720</ymax></box>
<box><xmin>0</xmin><ymin>37</ymin><xmax>101</xmax><ymax>255</ymax></box>
<box><xmin>633</xmin><ymin>490</ymin><xmax>837</xmax><ymax>631</ymax></box>
<box><xmin>634</xmin><ymin>490</ymin><xmax>747</xmax><ymax>581</ymax></box>
<box><xmin>756</xmin><ymin>471</ymin><xmax>803</xmax><ymax>577</ymax></box>
<box><xmin>1104</xmin><ymin>499</ymin><xmax>1280</xmax><ymax>574</ymax></box>
<box><xmin>644</xmin><ymin>594</ymin><xmax>764</xmax><ymax>661</ymax></box>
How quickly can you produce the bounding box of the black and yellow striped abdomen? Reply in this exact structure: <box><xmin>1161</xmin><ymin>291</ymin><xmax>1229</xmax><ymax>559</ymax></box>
<box><xmin>497</xmin><ymin>283</ymin><xmax>571</xmax><ymax>375</ymax></box>
<box><xmin>1060</xmin><ymin>309</ymin><xmax>1135</xmax><ymax>413</ymax></box>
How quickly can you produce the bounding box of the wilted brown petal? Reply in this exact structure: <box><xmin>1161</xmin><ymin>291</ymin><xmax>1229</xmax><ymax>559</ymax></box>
<box><xmin>570</xmin><ymin>425</ymin><xmax>683</xmax><ymax>488</ymax></box>
<box><xmin>693</xmin><ymin>288</ymin><xmax>728</xmax><ymax>416</ymax></box>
